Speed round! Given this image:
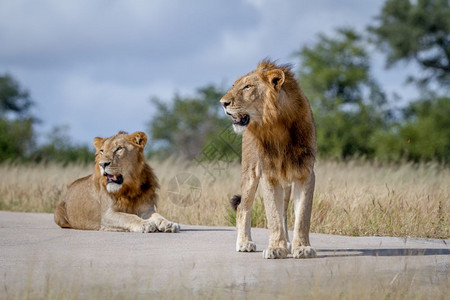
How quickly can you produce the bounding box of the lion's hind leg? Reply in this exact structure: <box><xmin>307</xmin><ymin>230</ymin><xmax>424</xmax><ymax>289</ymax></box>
<box><xmin>54</xmin><ymin>201</ymin><xmax>72</xmax><ymax>228</ymax></box>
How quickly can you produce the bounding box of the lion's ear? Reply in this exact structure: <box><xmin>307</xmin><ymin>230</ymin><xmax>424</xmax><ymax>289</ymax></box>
<box><xmin>93</xmin><ymin>137</ymin><xmax>105</xmax><ymax>151</ymax></box>
<box><xmin>266</xmin><ymin>69</ymin><xmax>285</xmax><ymax>92</ymax></box>
<box><xmin>129</xmin><ymin>131</ymin><xmax>147</xmax><ymax>148</ymax></box>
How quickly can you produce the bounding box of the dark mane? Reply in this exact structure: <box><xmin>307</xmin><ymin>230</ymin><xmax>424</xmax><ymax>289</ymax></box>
<box><xmin>250</xmin><ymin>60</ymin><xmax>316</xmax><ymax>182</ymax></box>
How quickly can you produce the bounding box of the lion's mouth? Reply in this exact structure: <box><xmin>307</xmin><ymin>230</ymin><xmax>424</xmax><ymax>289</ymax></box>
<box><xmin>231</xmin><ymin>114</ymin><xmax>250</xmax><ymax>126</ymax></box>
<box><xmin>104</xmin><ymin>173</ymin><xmax>124</xmax><ymax>185</ymax></box>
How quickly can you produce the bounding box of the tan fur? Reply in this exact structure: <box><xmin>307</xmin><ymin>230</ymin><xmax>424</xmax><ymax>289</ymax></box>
<box><xmin>220</xmin><ymin>59</ymin><xmax>316</xmax><ymax>259</ymax></box>
<box><xmin>54</xmin><ymin>131</ymin><xmax>180</xmax><ymax>233</ymax></box>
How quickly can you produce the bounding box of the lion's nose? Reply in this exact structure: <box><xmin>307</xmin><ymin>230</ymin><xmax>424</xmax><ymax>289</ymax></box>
<box><xmin>221</xmin><ymin>100</ymin><xmax>231</xmax><ymax>108</ymax></box>
<box><xmin>99</xmin><ymin>161</ymin><xmax>110</xmax><ymax>169</ymax></box>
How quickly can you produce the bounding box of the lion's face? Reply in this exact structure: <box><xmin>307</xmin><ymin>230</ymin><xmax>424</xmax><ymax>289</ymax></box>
<box><xmin>220</xmin><ymin>66</ymin><xmax>285</xmax><ymax>134</ymax></box>
<box><xmin>93</xmin><ymin>131</ymin><xmax>147</xmax><ymax>194</ymax></box>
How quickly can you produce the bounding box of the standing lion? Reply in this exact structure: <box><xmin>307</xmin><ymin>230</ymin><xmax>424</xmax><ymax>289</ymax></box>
<box><xmin>54</xmin><ymin>131</ymin><xmax>180</xmax><ymax>233</ymax></box>
<box><xmin>220</xmin><ymin>60</ymin><xmax>316</xmax><ymax>259</ymax></box>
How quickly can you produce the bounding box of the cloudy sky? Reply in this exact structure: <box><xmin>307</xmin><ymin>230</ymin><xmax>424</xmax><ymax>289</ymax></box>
<box><xmin>0</xmin><ymin>0</ymin><xmax>418</xmax><ymax>146</ymax></box>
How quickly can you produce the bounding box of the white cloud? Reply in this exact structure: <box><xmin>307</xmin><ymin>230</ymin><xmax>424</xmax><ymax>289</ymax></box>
<box><xmin>45</xmin><ymin>73</ymin><xmax>178</xmax><ymax>143</ymax></box>
<box><xmin>0</xmin><ymin>0</ymin><xmax>418</xmax><ymax>145</ymax></box>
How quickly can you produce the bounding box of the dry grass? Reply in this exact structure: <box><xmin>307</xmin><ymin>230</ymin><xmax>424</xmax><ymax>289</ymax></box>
<box><xmin>0</xmin><ymin>163</ymin><xmax>89</xmax><ymax>213</ymax></box>
<box><xmin>0</xmin><ymin>159</ymin><xmax>448</xmax><ymax>239</ymax></box>
<box><xmin>308</xmin><ymin>160</ymin><xmax>449</xmax><ymax>239</ymax></box>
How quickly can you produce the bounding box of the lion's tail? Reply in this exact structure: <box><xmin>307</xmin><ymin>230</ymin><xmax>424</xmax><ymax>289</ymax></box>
<box><xmin>230</xmin><ymin>195</ymin><xmax>241</xmax><ymax>211</ymax></box>
<box><xmin>54</xmin><ymin>201</ymin><xmax>71</xmax><ymax>228</ymax></box>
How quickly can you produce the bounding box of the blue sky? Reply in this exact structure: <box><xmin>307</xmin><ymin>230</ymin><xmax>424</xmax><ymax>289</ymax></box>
<box><xmin>0</xmin><ymin>0</ymin><xmax>418</xmax><ymax>145</ymax></box>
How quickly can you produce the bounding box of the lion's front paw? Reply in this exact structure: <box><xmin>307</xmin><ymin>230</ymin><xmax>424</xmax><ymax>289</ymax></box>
<box><xmin>132</xmin><ymin>221</ymin><xmax>157</xmax><ymax>233</ymax></box>
<box><xmin>164</xmin><ymin>222</ymin><xmax>180</xmax><ymax>233</ymax></box>
<box><xmin>172</xmin><ymin>223</ymin><xmax>180</xmax><ymax>233</ymax></box>
<box><xmin>156</xmin><ymin>220</ymin><xmax>180</xmax><ymax>233</ymax></box>
<box><xmin>129</xmin><ymin>222</ymin><xmax>156</xmax><ymax>233</ymax></box>
<box><xmin>236</xmin><ymin>241</ymin><xmax>256</xmax><ymax>252</ymax></box>
<box><xmin>292</xmin><ymin>246</ymin><xmax>317</xmax><ymax>259</ymax></box>
<box><xmin>262</xmin><ymin>247</ymin><xmax>289</xmax><ymax>259</ymax></box>
<box><xmin>144</xmin><ymin>221</ymin><xmax>158</xmax><ymax>233</ymax></box>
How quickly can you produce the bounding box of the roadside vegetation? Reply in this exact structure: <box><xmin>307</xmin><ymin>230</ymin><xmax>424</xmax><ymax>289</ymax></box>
<box><xmin>1</xmin><ymin>158</ymin><xmax>448</xmax><ymax>239</ymax></box>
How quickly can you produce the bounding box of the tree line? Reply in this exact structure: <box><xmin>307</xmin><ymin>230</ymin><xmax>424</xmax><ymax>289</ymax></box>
<box><xmin>1</xmin><ymin>0</ymin><xmax>449</xmax><ymax>164</ymax></box>
<box><xmin>149</xmin><ymin>0</ymin><xmax>450</xmax><ymax>163</ymax></box>
<box><xmin>0</xmin><ymin>74</ymin><xmax>92</xmax><ymax>164</ymax></box>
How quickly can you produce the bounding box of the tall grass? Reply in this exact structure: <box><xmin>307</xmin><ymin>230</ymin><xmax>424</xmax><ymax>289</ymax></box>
<box><xmin>0</xmin><ymin>159</ymin><xmax>448</xmax><ymax>239</ymax></box>
<box><xmin>308</xmin><ymin>160</ymin><xmax>449</xmax><ymax>238</ymax></box>
<box><xmin>0</xmin><ymin>163</ymin><xmax>89</xmax><ymax>213</ymax></box>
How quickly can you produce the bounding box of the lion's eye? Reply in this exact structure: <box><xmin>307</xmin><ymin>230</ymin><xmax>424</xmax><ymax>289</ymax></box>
<box><xmin>99</xmin><ymin>149</ymin><xmax>104</xmax><ymax>154</ymax></box>
<box><xmin>242</xmin><ymin>85</ymin><xmax>251</xmax><ymax>91</ymax></box>
<box><xmin>115</xmin><ymin>146</ymin><xmax>123</xmax><ymax>154</ymax></box>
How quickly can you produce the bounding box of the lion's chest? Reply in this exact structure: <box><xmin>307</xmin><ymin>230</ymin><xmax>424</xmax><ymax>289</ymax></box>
<box><xmin>257</xmin><ymin>141</ymin><xmax>314</xmax><ymax>183</ymax></box>
<box><xmin>114</xmin><ymin>197</ymin><xmax>137</xmax><ymax>214</ymax></box>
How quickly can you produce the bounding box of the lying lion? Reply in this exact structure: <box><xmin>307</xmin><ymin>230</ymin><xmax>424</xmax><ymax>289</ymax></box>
<box><xmin>54</xmin><ymin>131</ymin><xmax>180</xmax><ymax>233</ymax></box>
<box><xmin>220</xmin><ymin>59</ymin><xmax>317</xmax><ymax>259</ymax></box>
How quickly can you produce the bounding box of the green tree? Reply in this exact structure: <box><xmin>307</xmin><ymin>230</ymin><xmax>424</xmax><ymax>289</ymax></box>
<box><xmin>372</xmin><ymin>96</ymin><xmax>450</xmax><ymax>162</ymax></box>
<box><xmin>31</xmin><ymin>125</ymin><xmax>94</xmax><ymax>164</ymax></box>
<box><xmin>369</xmin><ymin>0</ymin><xmax>450</xmax><ymax>88</ymax></box>
<box><xmin>0</xmin><ymin>118</ymin><xmax>34</xmax><ymax>161</ymax></box>
<box><xmin>0</xmin><ymin>74</ymin><xmax>33</xmax><ymax>117</ymax></box>
<box><xmin>148</xmin><ymin>84</ymin><xmax>238</xmax><ymax>159</ymax></box>
<box><xmin>296</xmin><ymin>28</ymin><xmax>388</xmax><ymax>159</ymax></box>
<box><xmin>0</xmin><ymin>74</ymin><xmax>36</xmax><ymax>161</ymax></box>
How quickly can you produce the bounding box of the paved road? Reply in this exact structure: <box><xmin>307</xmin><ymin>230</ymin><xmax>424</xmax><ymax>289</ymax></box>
<box><xmin>0</xmin><ymin>211</ymin><xmax>448</xmax><ymax>299</ymax></box>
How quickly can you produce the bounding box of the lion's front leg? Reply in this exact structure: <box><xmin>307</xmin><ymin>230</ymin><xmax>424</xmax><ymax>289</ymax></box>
<box><xmin>292</xmin><ymin>172</ymin><xmax>317</xmax><ymax>258</ymax></box>
<box><xmin>236</xmin><ymin>173</ymin><xmax>259</xmax><ymax>252</ymax></box>
<box><xmin>101</xmin><ymin>209</ymin><xmax>157</xmax><ymax>233</ymax></box>
<box><xmin>260</xmin><ymin>176</ymin><xmax>289</xmax><ymax>259</ymax></box>
<box><xmin>283</xmin><ymin>183</ymin><xmax>292</xmax><ymax>252</ymax></box>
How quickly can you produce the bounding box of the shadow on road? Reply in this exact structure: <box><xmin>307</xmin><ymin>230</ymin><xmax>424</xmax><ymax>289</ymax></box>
<box><xmin>318</xmin><ymin>248</ymin><xmax>450</xmax><ymax>258</ymax></box>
